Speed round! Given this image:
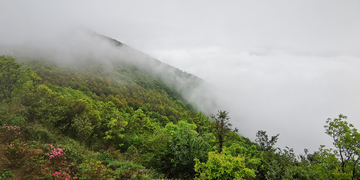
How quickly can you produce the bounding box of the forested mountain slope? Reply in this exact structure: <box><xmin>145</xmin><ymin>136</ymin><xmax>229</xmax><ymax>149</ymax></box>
<box><xmin>2</xmin><ymin>30</ymin><xmax>218</xmax><ymax>115</ymax></box>
<box><xmin>0</xmin><ymin>31</ymin><xmax>359</xmax><ymax>179</ymax></box>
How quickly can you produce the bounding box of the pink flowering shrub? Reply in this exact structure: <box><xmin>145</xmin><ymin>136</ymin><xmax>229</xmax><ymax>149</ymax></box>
<box><xmin>2</xmin><ymin>125</ymin><xmax>22</xmax><ymax>143</ymax></box>
<box><xmin>5</xmin><ymin>139</ymin><xmax>27</xmax><ymax>166</ymax></box>
<box><xmin>46</xmin><ymin>160</ymin><xmax>79</xmax><ymax>180</ymax></box>
<box><xmin>51</xmin><ymin>168</ymin><xmax>79</xmax><ymax>180</ymax></box>
<box><xmin>79</xmin><ymin>160</ymin><xmax>113</xmax><ymax>179</ymax></box>
<box><xmin>45</xmin><ymin>144</ymin><xmax>66</xmax><ymax>164</ymax></box>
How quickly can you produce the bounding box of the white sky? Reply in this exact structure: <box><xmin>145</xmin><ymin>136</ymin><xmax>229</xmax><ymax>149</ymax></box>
<box><xmin>1</xmin><ymin>0</ymin><xmax>360</xmax><ymax>153</ymax></box>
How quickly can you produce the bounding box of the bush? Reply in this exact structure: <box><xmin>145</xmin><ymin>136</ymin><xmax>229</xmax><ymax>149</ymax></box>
<box><xmin>194</xmin><ymin>148</ymin><xmax>256</xmax><ymax>180</ymax></box>
<box><xmin>44</xmin><ymin>144</ymin><xmax>66</xmax><ymax>165</ymax></box>
<box><xmin>1</xmin><ymin>125</ymin><xmax>22</xmax><ymax>143</ymax></box>
<box><xmin>23</xmin><ymin>124</ymin><xmax>57</xmax><ymax>143</ymax></box>
<box><xmin>79</xmin><ymin>160</ymin><xmax>114</xmax><ymax>180</ymax></box>
<box><xmin>0</xmin><ymin>114</ymin><xmax>25</xmax><ymax>126</ymax></box>
<box><xmin>155</xmin><ymin>121</ymin><xmax>211</xmax><ymax>179</ymax></box>
<box><xmin>51</xmin><ymin>164</ymin><xmax>80</xmax><ymax>180</ymax></box>
<box><xmin>5</xmin><ymin>139</ymin><xmax>27</xmax><ymax>167</ymax></box>
<box><xmin>60</xmin><ymin>137</ymin><xmax>99</xmax><ymax>163</ymax></box>
<box><xmin>108</xmin><ymin>160</ymin><xmax>155</xmax><ymax>180</ymax></box>
<box><xmin>99</xmin><ymin>150</ymin><xmax>114</xmax><ymax>165</ymax></box>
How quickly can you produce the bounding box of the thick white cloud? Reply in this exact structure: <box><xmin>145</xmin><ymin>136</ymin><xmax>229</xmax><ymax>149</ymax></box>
<box><xmin>1</xmin><ymin>0</ymin><xmax>360</xmax><ymax>153</ymax></box>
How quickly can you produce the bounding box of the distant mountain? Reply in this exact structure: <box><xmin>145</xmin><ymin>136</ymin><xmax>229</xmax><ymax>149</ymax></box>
<box><xmin>1</xmin><ymin>29</ymin><xmax>219</xmax><ymax>115</ymax></box>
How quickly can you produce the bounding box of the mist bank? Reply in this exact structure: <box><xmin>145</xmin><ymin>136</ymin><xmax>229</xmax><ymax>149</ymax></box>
<box><xmin>0</xmin><ymin>29</ymin><xmax>221</xmax><ymax>116</ymax></box>
<box><xmin>152</xmin><ymin>46</ymin><xmax>360</xmax><ymax>154</ymax></box>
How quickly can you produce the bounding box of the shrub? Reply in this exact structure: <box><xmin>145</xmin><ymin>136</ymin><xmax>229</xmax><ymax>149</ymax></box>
<box><xmin>0</xmin><ymin>114</ymin><xmax>26</xmax><ymax>126</ymax></box>
<box><xmin>194</xmin><ymin>148</ymin><xmax>256</xmax><ymax>180</ymax></box>
<box><xmin>1</xmin><ymin>125</ymin><xmax>22</xmax><ymax>143</ymax></box>
<box><xmin>23</xmin><ymin>124</ymin><xmax>57</xmax><ymax>143</ymax></box>
<box><xmin>79</xmin><ymin>160</ymin><xmax>114</xmax><ymax>179</ymax></box>
<box><xmin>51</xmin><ymin>164</ymin><xmax>80</xmax><ymax>180</ymax></box>
<box><xmin>109</xmin><ymin>160</ymin><xmax>152</xmax><ymax>179</ymax></box>
<box><xmin>5</xmin><ymin>139</ymin><xmax>27</xmax><ymax>167</ymax></box>
<box><xmin>99</xmin><ymin>150</ymin><xmax>114</xmax><ymax>165</ymax></box>
<box><xmin>45</xmin><ymin>144</ymin><xmax>66</xmax><ymax>164</ymax></box>
<box><xmin>60</xmin><ymin>137</ymin><xmax>99</xmax><ymax>163</ymax></box>
<box><xmin>24</xmin><ymin>155</ymin><xmax>46</xmax><ymax>178</ymax></box>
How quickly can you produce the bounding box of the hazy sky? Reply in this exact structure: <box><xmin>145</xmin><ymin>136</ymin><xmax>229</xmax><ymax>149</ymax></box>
<box><xmin>1</xmin><ymin>0</ymin><xmax>360</xmax><ymax>153</ymax></box>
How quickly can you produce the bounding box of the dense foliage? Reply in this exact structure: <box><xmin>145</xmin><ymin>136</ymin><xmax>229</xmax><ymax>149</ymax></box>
<box><xmin>0</xmin><ymin>54</ymin><xmax>359</xmax><ymax>179</ymax></box>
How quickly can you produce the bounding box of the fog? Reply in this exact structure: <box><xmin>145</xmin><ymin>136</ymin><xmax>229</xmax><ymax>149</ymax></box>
<box><xmin>1</xmin><ymin>0</ymin><xmax>360</xmax><ymax>154</ymax></box>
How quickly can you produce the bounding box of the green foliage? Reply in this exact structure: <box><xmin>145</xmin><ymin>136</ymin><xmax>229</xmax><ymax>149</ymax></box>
<box><xmin>194</xmin><ymin>111</ymin><xmax>211</xmax><ymax>133</ymax></box>
<box><xmin>79</xmin><ymin>160</ymin><xmax>114</xmax><ymax>180</ymax></box>
<box><xmin>26</xmin><ymin>155</ymin><xmax>46</xmax><ymax>178</ymax></box>
<box><xmin>0</xmin><ymin>114</ymin><xmax>25</xmax><ymax>126</ymax></box>
<box><xmin>60</xmin><ymin>137</ymin><xmax>98</xmax><ymax>163</ymax></box>
<box><xmin>23</xmin><ymin>124</ymin><xmax>57</xmax><ymax>143</ymax></box>
<box><xmin>23</xmin><ymin>84</ymin><xmax>73</xmax><ymax>124</ymax></box>
<box><xmin>137</xmin><ymin>130</ymin><xmax>171</xmax><ymax>167</ymax></box>
<box><xmin>155</xmin><ymin>121</ymin><xmax>212</xmax><ymax>179</ymax></box>
<box><xmin>212</xmin><ymin>110</ymin><xmax>238</xmax><ymax>153</ymax></box>
<box><xmin>283</xmin><ymin>146</ymin><xmax>352</xmax><ymax>180</ymax></box>
<box><xmin>7</xmin><ymin>57</ymin><xmax>355</xmax><ymax>179</ymax></box>
<box><xmin>1</xmin><ymin>125</ymin><xmax>22</xmax><ymax>144</ymax></box>
<box><xmin>325</xmin><ymin>114</ymin><xmax>360</xmax><ymax>179</ymax></box>
<box><xmin>194</xmin><ymin>148</ymin><xmax>256</xmax><ymax>180</ymax></box>
<box><xmin>255</xmin><ymin>130</ymin><xmax>279</xmax><ymax>152</ymax></box>
<box><xmin>0</xmin><ymin>55</ymin><xmax>21</xmax><ymax>100</ymax></box>
<box><xmin>71</xmin><ymin>113</ymin><xmax>93</xmax><ymax>142</ymax></box>
<box><xmin>99</xmin><ymin>150</ymin><xmax>114</xmax><ymax>165</ymax></box>
<box><xmin>227</xmin><ymin>142</ymin><xmax>261</xmax><ymax>170</ymax></box>
<box><xmin>125</xmin><ymin>109</ymin><xmax>155</xmax><ymax>135</ymax></box>
<box><xmin>5</xmin><ymin>139</ymin><xmax>27</xmax><ymax>167</ymax></box>
<box><xmin>102</xmin><ymin>104</ymin><xmax>128</xmax><ymax>142</ymax></box>
<box><xmin>0</xmin><ymin>169</ymin><xmax>13</xmax><ymax>180</ymax></box>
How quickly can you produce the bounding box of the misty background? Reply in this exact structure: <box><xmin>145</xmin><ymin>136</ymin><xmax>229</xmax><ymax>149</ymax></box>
<box><xmin>1</xmin><ymin>0</ymin><xmax>360</xmax><ymax>154</ymax></box>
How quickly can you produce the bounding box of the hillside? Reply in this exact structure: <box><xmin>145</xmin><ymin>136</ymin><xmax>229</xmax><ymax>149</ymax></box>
<box><xmin>0</xmin><ymin>31</ymin><xmax>359</xmax><ymax>180</ymax></box>
<box><xmin>0</xmin><ymin>32</ymin><xmax>258</xmax><ymax>179</ymax></box>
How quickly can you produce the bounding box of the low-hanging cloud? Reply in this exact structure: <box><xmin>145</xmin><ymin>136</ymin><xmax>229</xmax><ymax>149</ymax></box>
<box><xmin>152</xmin><ymin>47</ymin><xmax>360</xmax><ymax>153</ymax></box>
<box><xmin>1</xmin><ymin>29</ymin><xmax>220</xmax><ymax>117</ymax></box>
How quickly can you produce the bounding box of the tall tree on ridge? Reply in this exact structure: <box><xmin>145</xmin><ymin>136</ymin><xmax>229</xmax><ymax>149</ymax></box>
<box><xmin>212</xmin><ymin>110</ymin><xmax>238</xmax><ymax>153</ymax></box>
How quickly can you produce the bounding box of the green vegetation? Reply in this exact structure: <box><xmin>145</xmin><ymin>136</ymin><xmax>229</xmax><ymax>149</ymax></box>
<box><xmin>0</xmin><ymin>54</ymin><xmax>359</xmax><ymax>179</ymax></box>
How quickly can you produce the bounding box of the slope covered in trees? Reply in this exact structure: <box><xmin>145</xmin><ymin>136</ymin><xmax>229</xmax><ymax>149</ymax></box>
<box><xmin>0</xmin><ymin>32</ymin><xmax>359</xmax><ymax>179</ymax></box>
<box><xmin>0</xmin><ymin>53</ymin><xmax>259</xmax><ymax>179</ymax></box>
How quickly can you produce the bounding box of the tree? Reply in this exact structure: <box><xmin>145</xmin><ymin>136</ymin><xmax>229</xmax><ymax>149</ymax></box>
<box><xmin>325</xmin><ymin>114</ymin><xmax>360</xmax><ymax>179</ymax></box>
<box><xmin>156</xmin><ymin>121</ymin><xmax>212</xmax><ymax>179</ymax></box>
<box><xmin>0</xmin><ymin>56</ymin><xmax>21</xmax><ymax>100</ymax></box>
<box><xmin>194</xmin><ymin>148</ymin><xmax>256</xmax><ymax>180</ymax></box>
<box><xmin>212</xmin><ymin>110</ymin><xmax>238</xmax><ymax>153</ymax></box>
<box><xmin>71</xmin><ymin>113</ymin><xmax>94</xmax><ymax>142</ymax></box>
<box><xmin>255</xmin><ymin>130</ymin><xmax>279</xmax><ymax>152</ymax></box>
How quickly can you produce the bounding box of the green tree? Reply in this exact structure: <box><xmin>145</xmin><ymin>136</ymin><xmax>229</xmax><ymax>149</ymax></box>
<box><xmin>156</xmin><ymin>121</ymin><xmax>212</xmax><ymax>179</ymax></box>
<box><xmin>194</xmin><ymin>148</ymin><xmax>256</xmax><ymax>180</ymax></box>
<box><xmin>23</xmin><ymin>84</ymin><xmax>73</xmax><ymax>124</ymax></box>
<box><xmin>325</xmin><ymin>114</ymin><xmax>360</xmax><ymax>179</ymax></box>
<box><xmin>212</xmin><ymin>110</ymin><xmax>238</xmax><ymax>153</ymax></box>
<box><xmin>0</xmin><ymin>56</ymin><xmax>21</xmax><ymax>100</ymax></box>
<box><xmin>71</xmin><ymin>113</ymin><xmax>94</xmax><ymax>142</ymax></box>
<box><xmin>255</xmin><ymin>130</ymin><xmax>279</xmax><ymax>152</ymax></box>
<box><xmin>282</xmin><ymin>145</ymin><xmax>352</xmax><ymax>180</ymax></box>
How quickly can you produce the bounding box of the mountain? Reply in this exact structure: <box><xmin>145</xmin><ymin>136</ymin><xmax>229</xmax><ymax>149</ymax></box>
<box><xmin>2</xmin><ymin>30</ymin><xmax>219</xmax><ymax>115</ymax></box>
<box><xmin>0</xmin><ymin>30</ymin><xmax>257</xmax><ymax>179</ymax></box>
<box><xmin>1</xmin><ymin>30</ymin><xmax>357</xmax><ymax>179</ymax></box>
